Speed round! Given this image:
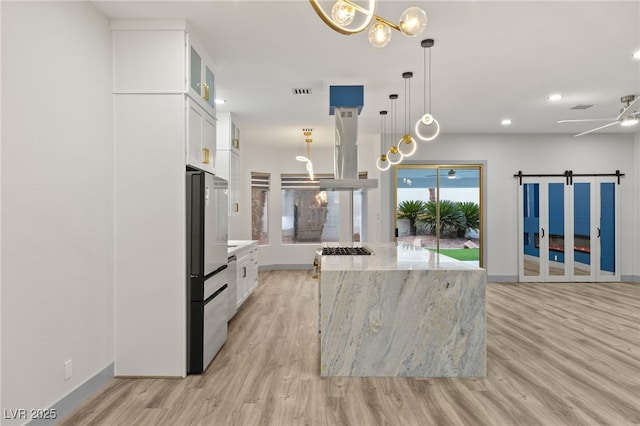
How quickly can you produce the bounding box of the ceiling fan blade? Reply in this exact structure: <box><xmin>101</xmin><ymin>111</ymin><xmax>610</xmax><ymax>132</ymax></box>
<box><xmin>616</xmin><ymin>96</ymin><xmax>640</xmax><ymax>120</ymax></box>
<box><xmin>574</xmin><ymin>121</ymin><xmax>620</xmax><ymax>137</ymax></box>
<box><xmin>557</xmin><ymin>118</ymin><xmax>616</xmax><ymax>124</ymax></box>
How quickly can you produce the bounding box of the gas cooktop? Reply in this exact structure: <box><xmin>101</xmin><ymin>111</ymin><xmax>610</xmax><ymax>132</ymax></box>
<box><xmin>321</xmin><ymin>247</ymin><xmax>372</xmax><ymax>256</ymax></box>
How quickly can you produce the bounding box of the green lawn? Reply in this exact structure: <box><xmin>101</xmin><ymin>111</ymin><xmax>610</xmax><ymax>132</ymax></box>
<box><xmin>429</xmin><ymin>248</ymin><xmax>479</xmax><ymax>261</ymax></box>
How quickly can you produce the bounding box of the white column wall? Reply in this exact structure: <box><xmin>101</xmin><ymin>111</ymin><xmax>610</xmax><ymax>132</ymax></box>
<box><xmin>1</xmin><ymin>2</ymin><xmax>113</xmax><ymax>423</ymax></box>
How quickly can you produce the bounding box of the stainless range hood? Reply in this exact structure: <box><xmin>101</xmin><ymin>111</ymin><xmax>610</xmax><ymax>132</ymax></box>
<box><xmin>319</xmin><ymin>87</ymin><xmax>378</xmax><ymax>191</ymax></box>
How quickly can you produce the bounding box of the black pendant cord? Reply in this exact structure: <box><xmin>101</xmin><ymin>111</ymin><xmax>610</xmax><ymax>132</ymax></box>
<box><xmin>423</xmin><ymin>46</ymin><xmax>427</xmax><ymax>114</ymax></box>
<box><xmin>514</xmin><ymin>170</ymin><xmax>625</xmax><ymax>185</ymax></box>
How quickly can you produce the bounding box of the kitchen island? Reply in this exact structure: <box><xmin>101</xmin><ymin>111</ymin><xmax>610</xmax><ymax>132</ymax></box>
<box><xmin>317</xmin><ymin>242</ymin><xmax>486</xmax><ymax>377</ymax></box>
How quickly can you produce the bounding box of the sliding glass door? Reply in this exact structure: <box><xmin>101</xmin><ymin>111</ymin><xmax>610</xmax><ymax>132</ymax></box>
<box><xmin>518</xmin><ymin>176</ymin><xmax>619</xmax><ymax>282</ymax></box>
<box><xmin>395</xmin><ymin>165</ymin><xmax>483</xmax><ymax>267</ymax></box>
<box><xmin>518</xmin><ymin>178</ymin><xmax>570</xmax><ymax>282</ymax></box>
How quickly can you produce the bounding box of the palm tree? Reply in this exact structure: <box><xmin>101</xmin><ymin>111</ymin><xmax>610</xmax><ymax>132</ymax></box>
<box><xmin>456</xmin><ymin>201</ymin><xmax>480</xmax><ymax>237</ymax></box>
<box><xmin>416</xmin><ymin>200</ymin><xmax>466</xmax><ymax>237</ymax></box>
<box><xmin>397</xmin><ymin>200</ymin><xmax>427</xmax><ymax>236</ymax></box>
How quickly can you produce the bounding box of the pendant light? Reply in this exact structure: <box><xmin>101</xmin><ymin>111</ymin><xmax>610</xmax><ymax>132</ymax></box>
<box><xmin>309</xmin><ymin>0</ymin><xmax>427</xmax><ymax>48</ymax></box>
<box><xmin>397</xmin><ymin>72</ymin><xmax>417</xmax><ymax>157</ymax></box>
<box><xmin>387</xmin><ymin>93</ymin><xmax>404</xmax><ymax>164</ymax></box>
<box><xmin>375</xmin><ymin>111</ymin><xmax>391</xmax><ymax>171</ymax></box>
<box><xmin>415</xmin><ymin>38</ymin><xmax>440</xmax><ymax>141</ymax></box>
<box><xmin>295</xmin><ymin>129</ymin><xmax>314</xmax><ymax>180</ymax></box>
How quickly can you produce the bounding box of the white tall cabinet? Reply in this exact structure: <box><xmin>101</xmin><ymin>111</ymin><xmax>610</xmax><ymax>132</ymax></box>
<box><xmin>112</xmin><ymin>21</ymin><xmax>217</xmax><ymax>376</ymax></box>
<box><xmin>216</xmin><ymin>112</ymin><xmax>241</xmax><ymax>216</ymax></box>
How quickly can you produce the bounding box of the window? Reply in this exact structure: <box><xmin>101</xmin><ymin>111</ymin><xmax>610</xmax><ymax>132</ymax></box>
<box><xmin>281</xmin><ymin>173</ymin><xmax>339</xmax><ymax>244</ymax></box>
<box><xmin>251</xmin><ymin>172</ymin><xmax>269</xmax><ymax>245</ymax></box>
<box><xmin>395</xmin><ymin>165</ymin><xmax>483</xmax><ymax>267</ymax></box>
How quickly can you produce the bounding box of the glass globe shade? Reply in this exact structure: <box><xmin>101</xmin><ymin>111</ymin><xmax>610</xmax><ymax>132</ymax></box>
<box><xmin>397</xmin><ymin>134</ymin><xmax>417</xmax><ymax>157</ymax></box>
<box><xmin>331</xmin><ymin>1</ymin><xmax>355</xmax><ymax>26</ymax></box>
<box><xmin>415</xmin><ymin>115</ymin><xmax>440</xmax><ymax>141</ymax></box>
<box><xmin>387</xmin><ymin>145</ymin><xmax>403</xmax><ymax>164</ymax></box>
<box><xmin>399</xmin><ymin>7</ymin><xmax>427</xmax><ymax>37</ymax></box>
<box><xmin>376</xmin><ymin>155</ymin><xmax>391</xmax><ymax>171</ymax></box>
<box><xmin>368</xmin><ymin>22</ymin><xmax>391</xmax><ymax>48</ymax></box>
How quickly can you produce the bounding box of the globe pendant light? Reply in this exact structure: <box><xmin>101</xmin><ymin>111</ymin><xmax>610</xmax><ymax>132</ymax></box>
<box><xmin>368</xmin><ymin>19</ymin><xmax>392</xmax><ymax>48</ymax></box>
<box><xmin>397</xmin><ymin>72</ymin><xmax>417</xmax><ymax>157</ymax></box>
<box><xmin>331</xmin><ymin>0</ymin><xmax>356</xmax><ymax>26</ymax></box>
<box><xmin>309</xmin><ymin>0</ymin><xmax>427</xmax><ymax>48</ymax></box>
<box><xmin>398</xmin><ymin>7</ymin><xmax>427</xmax><ymax>37</ymax></box>
<box><xmin>375</xmin><ymin>111</ymin><xmax>391</xmax><ymax>171</ymax></box>
<box><xmin>415</xmin><ymin>39</ymin><xmax>440</xmax><ymax>141</ymax></box>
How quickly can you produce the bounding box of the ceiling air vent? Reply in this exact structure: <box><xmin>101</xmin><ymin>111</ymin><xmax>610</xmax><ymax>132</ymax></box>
<box><xmin>292</xmin><ymin>88</ymin><xmax>312</xmax><ymax>95</ymax></box>
<box><xmin>570</xmin><ymin>104</ymin><xmax>594</xmax><ymax>110</ymax></box>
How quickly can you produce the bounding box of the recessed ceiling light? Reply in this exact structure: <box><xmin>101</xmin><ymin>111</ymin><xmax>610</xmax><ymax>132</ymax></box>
<box><xmin>501</xmin><ymin>119</ymin><xmax>512</xmax><ymax>126</ymax></box>
<box><xmin>215</xmin><ymin>98</ymin><xmax>226</xmax><ymax>104</ymax></box>
<box><xmin>633</xmin><ymin>50</ymin><xmax>640</xmax><ymax>60</ymax></box>
<box><xmin>548</xmin><ymin>94</ymin><xmax>562</xmax><ymax>101</ymax></box>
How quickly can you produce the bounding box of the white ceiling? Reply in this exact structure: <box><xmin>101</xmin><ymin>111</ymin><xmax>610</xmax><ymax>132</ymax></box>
<box><xmin>94</xmin><ymin>1</ymin><xmax>640</xmax><ymax>149</ymax></box>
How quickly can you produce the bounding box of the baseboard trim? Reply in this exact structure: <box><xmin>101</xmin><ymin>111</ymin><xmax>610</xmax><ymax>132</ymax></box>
<box><xmin>487</xmin><ymin>275</ymin><xmax>519</xmax><ymax>283</ymax></box>
<box><xmin>259</xmin><ymin>264</ymin><xmax>313</xmax><ymax>271</ymax></box>
<box><xmin>27</xmin><ymin>363</ymin><xmax>114</xmax><ymax>425</ymax></box>
<box><xmin>621</xmin><ymin>275</ymin><xmax>640</xmax><ymax>283</ymax></box>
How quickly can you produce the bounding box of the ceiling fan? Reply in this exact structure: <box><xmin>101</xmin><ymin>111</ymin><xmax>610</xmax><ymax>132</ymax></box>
<box><xmin>558</xmin><ymin>94</ymin><xmax>640</xmax><ymax>137</ymax></box>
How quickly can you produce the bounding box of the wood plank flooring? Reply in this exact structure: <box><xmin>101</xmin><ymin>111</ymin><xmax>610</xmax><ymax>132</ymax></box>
<box><xmin>59</xmin><ymin>271</ymin><xmax>640</xmax><ymax>426</ymax></box>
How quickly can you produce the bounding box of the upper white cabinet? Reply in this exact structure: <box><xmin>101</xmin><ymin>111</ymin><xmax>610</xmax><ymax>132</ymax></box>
<box><xmin>216</xmin><ymin>112</ymin><xmax>241</xmax><ymax>216</ymax></box>
<box><xmin>188</xmin><ymin>39</ymin><xmax>217</xmax><ymax>116</ymax></box>
<box><xmin>111</xmin><ymin>21</ymin><xmax>217</xmax><ymax>172</ymax></box>
<box><xmin>112</xmin><ymin>24</ymin><xmax>185</xmax><ymax>93</ymax></box>
<box><xmin>187</xmin><ymin>98</ymin><xmax>216</xmax><ymax>174</ymax></box>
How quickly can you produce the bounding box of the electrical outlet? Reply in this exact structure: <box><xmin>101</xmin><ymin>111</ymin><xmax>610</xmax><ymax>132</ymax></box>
<box><xmin>64</xmin><ymin>360</ymin><xmax>72</xmax><ymax>381</ymax></box>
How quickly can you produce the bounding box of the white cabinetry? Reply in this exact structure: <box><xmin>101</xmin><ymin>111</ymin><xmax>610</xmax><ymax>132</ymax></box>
<box><xmin>233</xmin><ymin>242</ymin><xmax>258</xmax><ymax>308</ymax></box>
<box><xmin>187</xmin><ymin>98</ymin><xmax>216</xmax><ymax>173</ymax></box>
<box><xmin>216</xmin><ymin>112</ymin><xmax>241</xmax><ymax>216</ymax></box>
<box><xmin>112</xmin><ymin>20</ymin><xmax>218</xmax><ymax>377</ymax></box>
<box><xmin>188</xmin><ymin>37</ymin><xmax>217</xmax><ymax>116</ymax></box>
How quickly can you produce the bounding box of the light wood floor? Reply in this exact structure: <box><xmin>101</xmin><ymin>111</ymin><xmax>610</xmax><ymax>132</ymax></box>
<box><xmin>60</xmin><ymin>271</ymin><xmax>640</xmax><ymax>426</ymax></box>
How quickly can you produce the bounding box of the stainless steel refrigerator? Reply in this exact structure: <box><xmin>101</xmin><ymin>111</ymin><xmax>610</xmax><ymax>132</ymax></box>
<box><xmin>186</xmin><ymin>169</ymin><xmax>229</xmax><ymax>374</ymax></box>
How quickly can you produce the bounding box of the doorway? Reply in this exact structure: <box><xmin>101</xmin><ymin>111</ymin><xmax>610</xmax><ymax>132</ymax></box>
<box><xmin>518</xmin><ymin>176</ymin><xmax>619</xmax><ymax>282</ymax></box>
<box><xmin>394</xmin><ymin>165</ymin><xmax>484</xmax><ymax>267</ymax></box>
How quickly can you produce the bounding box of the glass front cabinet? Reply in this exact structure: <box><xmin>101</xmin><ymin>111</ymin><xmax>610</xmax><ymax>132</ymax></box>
<box><xmin>188</xmin><ymin>36</ymin><xmax>216</xmax><ymax>116</ymax></box>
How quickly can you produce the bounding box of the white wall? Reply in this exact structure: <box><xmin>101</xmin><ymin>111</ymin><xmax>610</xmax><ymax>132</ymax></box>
<box><xmin>1</xmin><ymin>2</ymin><xmax>113</xmax><ymax>423</ymax></box>
<box><xmin>231</xmin><ymin>132</ymin><xmax>381</xmax><ymax>267</ymax></box>
<box><xmin>378</xmin><ymin>133</ymin><xmax>637</xmax><ymax>279</ymax></box>
<box><xmin>237</xmin><ymin>131</ymin><xmax>637</xmax><ymax>278</ymax></box>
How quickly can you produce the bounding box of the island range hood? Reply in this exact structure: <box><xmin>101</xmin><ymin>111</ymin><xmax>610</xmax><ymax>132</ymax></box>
<box><xmin>319</xmin><ymin>86</ymin><xmax>378</xmax><ymax>191</ymax></box>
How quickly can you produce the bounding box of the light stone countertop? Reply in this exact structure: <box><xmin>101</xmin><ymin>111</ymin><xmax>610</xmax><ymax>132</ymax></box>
<box><xmin>319</xmin><ymin>242</ymin><xmax>483</xmax><ymax>272</ymax></box>
<box><xmin>227</xmin><ymin>240</ymin><xmax>258</xmax><ymax>257</ymax></box>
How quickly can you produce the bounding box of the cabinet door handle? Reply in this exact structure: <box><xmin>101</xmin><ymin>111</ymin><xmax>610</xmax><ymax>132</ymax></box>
<box><xmin>541</xmin><ymin>228</ymin><xmax>545</xmax><ymax>238</ymax></box>
<box><xmin>202</xmin><ymin>148</ymin><xmax>210</xmax><ymax>164</ymax></box>
<box><xmin>242</xmin><ymin>266</ymin><xmax>246</xmax><ymax>278</ymax></box>
<box><xmin>198</xmin><ymin>82</ymin><xmax>210</xmax><ymax>101</ymax></box>
<box><xmin>597</xmin><ymin>227</ymin><xmax>601</xmax><ymax>238</ymax></box>
<box><xmin>233</xmin><ymin>203</ymin><xmax>239</xmax><ymax>212</ymax></box>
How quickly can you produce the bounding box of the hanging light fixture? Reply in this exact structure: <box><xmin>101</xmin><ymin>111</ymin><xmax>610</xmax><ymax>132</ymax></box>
<box><xmin>309</xmin><ymin>0</ymin><xmax>427</xmax><ymax>48</ymax></box>
<box><xmin>296</xmin><ymin>129</ymin><xmax>315</xmax><ymax>180</ymax></box>
<box><xmin>375</xmin><ymin>111</ymin><xmax>391</xmax><ymax>171</ymax></box>
<box><xmin>386</xmin><ymin>94</ymin><xmax>403</xmax><ymax>164</ymax></box>
<box><xmin>447</xmin><ymin>169</ymin><xmax>456</xmax><ymax>179</ymax></box>
<box><xmin>397</xmin><ymin>72</ymin><xmax>417</xmax><ymax>157</ymax></box>
<box><xmin>415</xmin><ymin>39</ymin><xmax>440</xmax><ymax>141</ymax></box>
